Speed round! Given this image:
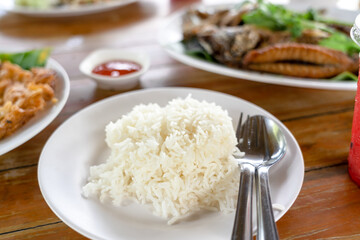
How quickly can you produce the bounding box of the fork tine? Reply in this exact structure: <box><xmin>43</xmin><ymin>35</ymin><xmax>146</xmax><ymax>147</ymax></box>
<box><xmin>249</xmin><ymin>116</ymin><xmax>257</xmax><ymax>147</ymax></box>
<box><xmin>262</xmin><ymin>117</ymin><xmax>271</xmax><ymax>160</ymax></box>
<box><xmin>236</xmin><ymin>113</ymin><xmax>252</xmax><ymax>150</ymax></box>
<box><xmin>243</xmin><ymin>115</ymin><xmax>266</xmax><ymax>151</ymax></box>
<box><xmin>236</xmin><ymin>113</ymin><xmax>243</xmax><ymax>142</ymax></box>
<box><xmin>256</xmin><ymin>116</ymin><xmax>264</xmax><ymax>148</ymax></box>
<box><xmin>242</xmin><ymin>115</ymin><xmax>251</xmax><ymax>149</ymax></box>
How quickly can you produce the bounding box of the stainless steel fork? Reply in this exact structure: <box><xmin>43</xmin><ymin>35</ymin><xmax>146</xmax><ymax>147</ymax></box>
<box><xmin>231</xmin><ymin>114</ymin><xmax>266</xmax><ymax>240</ymax></box>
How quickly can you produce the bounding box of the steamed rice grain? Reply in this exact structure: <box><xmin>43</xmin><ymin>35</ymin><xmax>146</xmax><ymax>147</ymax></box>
<box><xmin>82</xmin><ymin>95</ymin><xmax>242</xmax><ymax>224</ymax></box>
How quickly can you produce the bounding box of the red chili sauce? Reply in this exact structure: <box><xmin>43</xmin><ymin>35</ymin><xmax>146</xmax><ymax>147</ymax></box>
<box><xmin>92</xmin><ymin>60</ymin><xmax>141</xmax><ymax>77</ymax></box>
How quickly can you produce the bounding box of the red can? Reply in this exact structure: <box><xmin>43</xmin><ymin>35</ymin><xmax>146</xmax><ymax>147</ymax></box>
<box><xmin>349</xmin><ymin>17</ymin><xmax>360</xmax><ymax>186</ymax></box>
<box><xmin>348</xmin><ymin>78</ymin><xmax>360</xmax><ymax>186</ymax></box>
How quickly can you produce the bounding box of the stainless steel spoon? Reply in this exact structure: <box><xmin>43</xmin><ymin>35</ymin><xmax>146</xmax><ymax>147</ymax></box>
<box><xmin>255</xmin><ymin>116</ymin><xmax>287</xmax><ymax>240</ymax></box>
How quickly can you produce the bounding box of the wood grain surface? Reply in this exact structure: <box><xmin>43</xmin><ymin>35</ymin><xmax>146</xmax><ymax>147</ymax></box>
<box><xmin>0</xmin><ymin>0</ymin><xmax>359</xmax><ymax>239</ymax></box>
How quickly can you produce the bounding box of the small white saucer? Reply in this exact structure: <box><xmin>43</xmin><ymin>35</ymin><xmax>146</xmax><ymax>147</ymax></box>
<box><xmin>79</xmin><ymin>49</ymin><xmax>150</xmax><ymax>90</ymax></box>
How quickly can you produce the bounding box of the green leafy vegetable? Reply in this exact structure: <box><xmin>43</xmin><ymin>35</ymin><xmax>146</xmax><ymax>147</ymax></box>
<box><xmin>243</xmin><ymin>2</ymin><xmax>323</xmax><ymax>37</ymax></box>
<box><xmin>185</xmin><ymin>50</ymin><xmax>216</xmax><ymax>62</ymax></box>
<box><xmin>242</xmin><ymin>1</ymin><xmax>359</xmax><ymax>57</ymax></box>
<box><xmin>181</xmin><ymin>38</ymin><xmax>216</xmax><ymax>62</ymax></box>
<box><xmin>319</xmin><ymin>32</ymin><xmax>360</xmax><ymax>56</ymax></box>
<box><xmin>242</xmin><ymin>1</ymin><xmax>340</xmax><ymax>38</ymax></box>
<box><xmin>331</xmin><ymin>71</ymin><xmax>358</xmax><ymax>81</ymax></box>
<box><xmin>299</xmin><ymin>8</ymin><xmax>318</xmax><ymax>21</ymax></box>
<box><xmin>242</xmin><ymin>3</ymin><xmax>290</xmax><ymax>32</ymax></box>
<box><xmin>0</xmin><ymin>48</ymin><xmax>52</xmax><ymax>70</ymax></box>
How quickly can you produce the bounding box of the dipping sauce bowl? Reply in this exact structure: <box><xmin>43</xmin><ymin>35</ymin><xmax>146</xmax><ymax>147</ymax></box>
<box><xmin>79</xmin><ymin>49</ymin><xmax>150</xmax><ymax>90</ymax></box>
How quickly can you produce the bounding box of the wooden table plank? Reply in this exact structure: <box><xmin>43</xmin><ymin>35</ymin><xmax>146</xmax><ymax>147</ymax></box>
<box><xmin>284</xmin><ymin>111</ymin><xmax>353</xmax><ymax>171</ymax></box>
<box><xmin>0</xmin><ymin>222</ymin><xmax>84</xmax><ymax>240</ymax></box>
<box><xmin>278</xmin><ymin>165</ymin><xmax>360</xmax><ymax>240</ymax></box>
<box><xmin>0</xmin><ymin>166</ymin><xmax>58</xmax><ymax>234</ymax></box>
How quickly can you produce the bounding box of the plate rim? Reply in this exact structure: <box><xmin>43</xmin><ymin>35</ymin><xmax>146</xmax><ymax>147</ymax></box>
<box><xmin>158</xmin><ymin>3</ymin><xmax>358</xmax><ymax>91</ymax></box>
<box><xmin>0</xmin><ymin>58</ymin><xmax>70</xmax><ymax>155</ymax></box>
<box><xmin>38</xmin><ymin>87</ymin><xmax>304</xmax><ymax>240</ymax></box>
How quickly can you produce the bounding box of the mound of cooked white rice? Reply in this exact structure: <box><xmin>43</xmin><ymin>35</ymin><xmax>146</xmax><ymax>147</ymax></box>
<box><xmin>82</xmin><ymin>95</ymin><xmax>242</xmax><ymax>224</ymax></box>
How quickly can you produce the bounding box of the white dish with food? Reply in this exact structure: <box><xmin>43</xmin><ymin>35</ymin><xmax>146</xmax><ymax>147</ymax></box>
<box><xmin>158</xmin><ymin>2</ymin><xmax>359</xmax><ymax>91</ymax></box>
<box><xmin>0</xmin><ymin>58</ymin><xmax>70</xmax><ymax>155</ymax></box>
<box><xmin>79</xmin><ymin>49</ymin><xmax>150</xmax><ymax>90</ymax></box>
<box><xmin>38</xmin><ymin>87</ymin><xmax>304</xmax><ymax>240</ymax></box>
<box><xmin>0</xmin><ymin>0</ymin><xmax>137</xmax><ymax>17</ymax></box>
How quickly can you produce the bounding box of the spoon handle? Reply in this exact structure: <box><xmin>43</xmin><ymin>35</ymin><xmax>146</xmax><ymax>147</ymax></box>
<box><xmin>231</xmin><ymin>163</ymin><xmax>255</xmax><ymax>240</ymax></box>
<box><xmin>256</xmin><ymin>166</ymin><xmax>279</xmax><ymax>240</ymax></box>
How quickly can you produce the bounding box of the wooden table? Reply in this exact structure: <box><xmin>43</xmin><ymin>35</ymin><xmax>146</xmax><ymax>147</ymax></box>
<box><xmin>1</xmin><ymin>0</ymin><xmax>359</xmax><ymax>239</ymax></box>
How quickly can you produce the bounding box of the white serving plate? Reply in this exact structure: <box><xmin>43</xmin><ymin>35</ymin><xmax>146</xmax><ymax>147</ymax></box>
<box><xmin>38</xmin><ymin>87</ymin><xmax>304</xmax><ymax>240</ymax></box>
<box><xmin>158</xmin><ymin>2</ymin><xmax>358</xmax><ymax>91</ymax></box>
<box><xmin>0</xmin><ymin>58</ymin><xmax>70</xmax><ymax>155</ymax></box>
<box><xmin>0</xmin><ymin>0</ymin><xmax>136</xmax><ymax>17</ymax></box>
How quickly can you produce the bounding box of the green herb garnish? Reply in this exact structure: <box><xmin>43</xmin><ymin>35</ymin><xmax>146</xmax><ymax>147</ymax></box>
<box><xmin>181</xmin><ymin>38</ymin><xmax>216</xmax><ymax>63</ymax></box>
<box><xmin>319</xmin><ymin>32</ymin><xmax>360</xmax><ymax>56</ymax></box>
<box><xmin>242</xmin><ymin>1</ymin><xmax>359</xmax><ymax>57</ymax></box>
<box><xmin>242</xmin><ymin>2</ymin><xmax>325</xmax><ymax>37</ymax></box>
<box><xmin>185</xmin><ymin>50</ymin><xmax>216</xmax><ymax>62</ymax></box>
<box><xmin>331</xmin><ymin>71</ymin><xmax>358</xmax><ymax>81</ymax></box>
<box><xmin>0</xmin><ymin>48</ymin><xmax>52</xmax><ymax>70</ymax></box>
<box><xmin>242</xmin><ymin>1</ymin><xmax>347</xmax><ymax>38</ymax></box>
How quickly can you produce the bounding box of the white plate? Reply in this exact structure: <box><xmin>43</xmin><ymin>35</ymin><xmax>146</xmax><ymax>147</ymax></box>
<box><xmin>38</xmin><ymin>87</ymin><xmax>304</xmax><ymax>240</ymax></box>
<box><xmin>0</xmin><ymin>0</ymin><xmax>136</xmax><ymax>17</ymax></box>
<box><xmin>158</xmin><ymin>3</ymin><xmax>358</xmax><ymax>91</ymax></box>
<box><xmin>0</xmin><ymin>59</ymin><xmax>70</xmax><ymax>155</ymax></box>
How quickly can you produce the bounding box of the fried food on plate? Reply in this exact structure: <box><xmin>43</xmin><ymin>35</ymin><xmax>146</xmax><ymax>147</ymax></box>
<box><xmin>242</xmin><ymin>43</ymin><xmax>357</xmax><ymax>78</ymax></box>
<box><xmin>0</xmin><ymin>61</ymin><xmax>57</xmax><ymax>140</ymax></box>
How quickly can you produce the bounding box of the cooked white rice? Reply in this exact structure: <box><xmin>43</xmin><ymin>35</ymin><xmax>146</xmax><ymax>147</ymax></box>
<box><xmin>82</xmin><ymin>95</ymin><xmax>242</xmax><ymax>224</ymax></box>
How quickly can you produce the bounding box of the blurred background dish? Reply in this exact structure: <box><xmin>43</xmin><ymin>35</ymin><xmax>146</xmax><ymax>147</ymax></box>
<box><xmin>0</xmin><ymin>0</ymin><xmax>137</xmax><ymax>17</ymax></box>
